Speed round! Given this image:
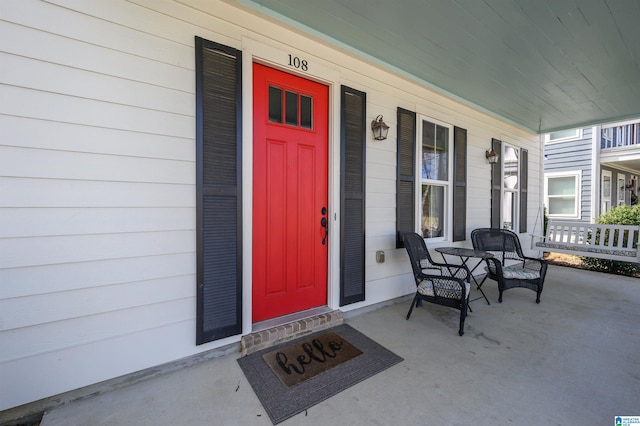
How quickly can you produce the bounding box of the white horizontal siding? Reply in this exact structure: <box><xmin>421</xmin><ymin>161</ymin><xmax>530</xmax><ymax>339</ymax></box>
<box><xmin>0</xmin><ymin>178</ymin><xmax>195</xmax><ymax>208</ymax></box>
<box><xmin>1</xmin><ymin>86</ymin><xmax>193</xmax><ymax>138</ymax></box>
<box><xmin>1</xmin><ymin>53</ymin><xmax>194</xmax><ymax>117</ymax></box>
<box><xmin>0</xmin><ymin>275</ymin><xmax>194</xmax><ymax>333</ymax></box>
<box><xmin>0</xmin><ymin>253</ymin><xmax>195</xmax><ymax>299</ymax></box>
<box><xmin>366</xmin><ymin>177</ymin><xmax>396</xmax><ymax>195</ymax></box>
<box><xmin>366</xmin><ymin>145</ymin><xmax>397</xmax><ymax>168</ymax></box>
<box><xmin>1</xmin><ymin>146</ymin><xmax>193</xmax><ymax>184</ymax></box>
<box><xmin>2</xmin><ymin>231</ymin><xmax>194</xmax><ymax>269</ymax></box>
<box><xmin>0</xmin><ymin>317</ymin><xmax>235</xmax><ymax>412</ymax></box>
<box><xmin>341</xmin><ymin>273</ymin><xmax>414</xmax><ymax>313</ymax></box>
<box><xmin>0</xmin><ymin>0</ymin><xmax>542</xmax><ymax>411</ymax></box>
<box><xmin>54</xmin><ymin>0</ymin><xmax>243</xmax><ymax>49</ymax></box>
<box><xmin>366</xmin><ymin>207</ymin><xmax>395</xmax><ymax>223</ymax></box>
<box><xmin>367</xmin><ymin>162</ymin><xmax>396</xmax><ymax>181</ymax></box>
<box><xmin>1</xmin><ymin>116</ymin><xmax>194</xmax><ymax>161</ymax></box>
<box><xmin>0</xmin><ymin>21</ymin><xmax>194</xmax><ymax>93</ymax></box>
<box><xmin>0</xmin><ymin>208</ymin><xmax>194</xmax><ymax>239</ymax></box>
<box><xmin>3</xmin><ymin>0</ymin><xmax>194</xmax><ymax>67</ymax></box>
<box><xmin>0</xmin><ymin>301</ymin><xmax>193</xmax><ymax>371</ymax></box>
<box><xmin>366</xmin><ymin>193</ymin><xmax>396</xmax><ymax>209</ymax></box>
<box><xmin>1</xmin><ymin>0</ymin><xmax>218</xmax><ymax>410</ymax></box>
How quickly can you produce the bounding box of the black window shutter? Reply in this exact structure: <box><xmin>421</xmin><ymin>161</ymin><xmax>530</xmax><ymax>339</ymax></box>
<box><xmin>340</xmin><ymin>86</ymin><xmax>366</xmax><ymax>306</ymax></box>
<box><xmin>396</xmin><ymin>108</ymin><xmax>417</xmax><ymax>248</ymax></box>
<box><xmin>195</xmin><ymin>37</ymin><xmax>242</xmax><ymax>345</ymax></box>
<box><xmin>453</xmin><ymin>126</ymin><xmax>467</xmax><ymax>241</ymax></box>
<box><xmin>519</xmin><ymin>148</ymin><xmax>528</xmax><ymax>233</ymax></box>
<box><xmin>490</xmin><ymin>138</ymin><xmax>502</xmax><ymax>229</ymax></box>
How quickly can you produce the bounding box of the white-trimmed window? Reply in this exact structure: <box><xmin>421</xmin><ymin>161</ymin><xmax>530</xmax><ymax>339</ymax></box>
<box><xmin>396</xmin><ymin>108</ymin><xmax>467</xmax><ymax>247</ymax></box>
<box><xmin>601</xmin><ymin>170</ymin><xmax>612</xmax><ymax>213</ymax></box>
<box><xmin>618</xmin><ymin>173</ymin><xmax>626</xmax><ymax>206</ymax></box>
<box><xmin>545</xmin><ymin>128</ymin><xmax>582</xmax><ymax>144</ymax></box>
<box><xmin>545</xmin><ymin>171</ymin><xmax>581</xmax><ymax>218</ymax></box>
<box><xmin>489</xmin><ymin>139</ymin><xmax>528</xmax><ymax>233</ymax></box>
<box><xmin>418</xmin><ymin>117</ymin><xmax>453</xmax><ymax>239</ymax></box>
<box><xmin>490</xmin><ymin>138</ymin><xmax>529</xmax><ymax>233</ymax></box>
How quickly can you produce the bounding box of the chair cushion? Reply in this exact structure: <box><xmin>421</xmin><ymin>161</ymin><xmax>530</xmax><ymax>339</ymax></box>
<box><xmin>485</xmin><ymin>262</ymin><xmax>540</xmax><ymax>280</ymax></box>
<box><xmin>418</xmin><ymin>279</ymin><xmax>471</xmax><ymax>300</ymax></box>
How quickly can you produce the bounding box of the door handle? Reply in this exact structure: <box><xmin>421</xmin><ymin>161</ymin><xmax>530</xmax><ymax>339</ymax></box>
<box><xmin>321</xmin><ymin>217</ymin><xmax>328</xmax><ymax>245</ymax></box>
<box><xmin>320</xmin><ymin>208</ymin><xmax>328</xmax><ymax>245</ymax></box>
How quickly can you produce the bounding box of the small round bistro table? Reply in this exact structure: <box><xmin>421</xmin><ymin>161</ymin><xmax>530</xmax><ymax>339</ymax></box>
<box><xmin>435</xmin><ymin>247</ymin><xmax>494</xmax><ymax>304</ymax></box>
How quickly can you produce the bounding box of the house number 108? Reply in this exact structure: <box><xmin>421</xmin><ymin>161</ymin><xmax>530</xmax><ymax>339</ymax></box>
<box><xmin>288</xmin><ymin>54</ymin><xmax>308</xmax><ymax>71</ymax></box>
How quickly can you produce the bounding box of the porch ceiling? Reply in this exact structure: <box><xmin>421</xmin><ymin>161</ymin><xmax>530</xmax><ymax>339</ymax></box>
<box><xmin>236</xmin><ymin>0</ymin><xmax>640</xmax><ymax>134</ymax></box>
<box><xmin>601</xmin><ymin>154</ymin><xmax>640</xmax><ymax>174</ymax></box>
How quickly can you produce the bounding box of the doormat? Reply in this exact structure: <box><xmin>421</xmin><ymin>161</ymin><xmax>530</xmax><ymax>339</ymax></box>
<box><xmin>237</xmin><ymin>324</ymin><xmax>403</xmax><ymax>424</ymax></box>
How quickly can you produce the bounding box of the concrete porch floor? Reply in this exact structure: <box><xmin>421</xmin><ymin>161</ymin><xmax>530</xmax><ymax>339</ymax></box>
<box><xmin>15</xmin><ymin>265</ymin><xmax>640</xmax><ymax>425</ymax></box>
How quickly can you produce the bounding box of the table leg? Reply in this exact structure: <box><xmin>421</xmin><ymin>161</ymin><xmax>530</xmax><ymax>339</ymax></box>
<box><xmin>464</xmin><ymin>257</ymin><xmax>491</xmax><ymax>305</ymax></box>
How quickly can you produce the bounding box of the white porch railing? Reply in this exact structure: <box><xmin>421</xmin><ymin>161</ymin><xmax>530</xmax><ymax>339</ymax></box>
<box><xmin>601</xmin><ymin>122</ymin><xmax>640</xmax><ymax>149</ymax></box>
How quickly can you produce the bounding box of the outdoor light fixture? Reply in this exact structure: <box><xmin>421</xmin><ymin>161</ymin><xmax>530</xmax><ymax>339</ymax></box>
<box><xmin>371</xmin><ymin>115</ymin><xmax>389</xmax><ymax>140</ymax></box>
<box><xmin>485</xmin><ymin>148</ymin><xmax>500</xmax><ymax>164</ymax></box>
<box><xmin>626</xmin><ymin>178</ymin><xmax>636</xmax><ymax>190</ymax></box>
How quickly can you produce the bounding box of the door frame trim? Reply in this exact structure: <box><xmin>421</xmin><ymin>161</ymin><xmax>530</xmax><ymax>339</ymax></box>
<box><xmin>241</xmin><ymin>37</ymin><xmax>342</xmax><ymax>334</ymax></box>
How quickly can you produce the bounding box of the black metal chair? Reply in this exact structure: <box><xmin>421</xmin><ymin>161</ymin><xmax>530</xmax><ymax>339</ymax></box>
<box><xmin>471</xmin><ymin>228</ymin><xmax>548</xmax><ymax>303</ymax></box>
<box><xmin>402</xmin><ymin>232</ymin><xmax>471</xmax><ymax>336</ymax></box>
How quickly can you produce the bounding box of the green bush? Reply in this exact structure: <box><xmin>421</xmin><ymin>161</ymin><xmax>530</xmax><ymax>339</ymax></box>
<box><xmin>580</xmin><ymin>205</ymin><xmax>640</xmax><ymax>276</ymax></box>
<box><xmin>596</xmin><ymin>204</ymin><xmax>640</xmax><ymax>225</ymax></box>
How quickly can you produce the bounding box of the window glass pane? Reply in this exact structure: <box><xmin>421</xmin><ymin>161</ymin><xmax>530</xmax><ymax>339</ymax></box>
<box><xmin>503</xmin><ymin>191</ymin><xmax>516</xmax><ymax>230</ymax></box>
<box><xmin>549</xmin><ymin>129</ymin><xmax>579</xmax><ymax>141</ymax></box>
<box><xmin>285</xmin><ymin>91</ymin><xmax>298</xmax><ymax>126</ymax></box>
<box><xmin>421</xmin><ymin>184</ymin><xmax>444</xmax><ymax>238</ymax></box>
<box><xmin>602</xmin><ymin>175</ymin><xmax>611</xmax><ymax>198</ymax></box>
<box><xmin>618</xmin><ymin>177</ymin><xmax>626</xmax><ymax>205</ymax></box>
<box><xmin>268</xmin><ymin>86</ymin><xmax>282</xmax><ymax>123</ymax></box>
<box><xmin>421</xmin><ymin>121</ymin><xmax>448</xmax><ymax>181</ymax></box>
<box><xmin>547</xmin><ymin>175</ymin><xmax>577</xmax><ymax>216</ymax></box>
<box><xmin>548</xmin><ymin>176</ymin><xmax>576</xmax><ymax>196</ymax></box>
<box><xmin>503</xmin><ymin>146</ymin><xmax>518</xmax><ymax>189</ymax></box>
<box><xmin>300</xmin><ymin>95</ymin><xmax>312</xmax><ymax>129</ymax></box>
<box><xmin>549</xmin><ymin>198</ymin><xmax>576</xmax><ymax>215</ymax></box>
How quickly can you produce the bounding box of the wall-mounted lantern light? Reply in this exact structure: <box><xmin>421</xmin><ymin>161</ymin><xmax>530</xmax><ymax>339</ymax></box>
<box><xmin>626</xmin><ymin>178</ymin><xmax>636</xmax><ymax>190</ymax></box>
<box><xmin>371</xmin><ymin>115</ymin><xmax>389</xmax><ymax>141</ymax></box>
<box><xmin>485</xmin><ymin>148</ymin><xmax>500</xmax><ymax>164</ymax></box>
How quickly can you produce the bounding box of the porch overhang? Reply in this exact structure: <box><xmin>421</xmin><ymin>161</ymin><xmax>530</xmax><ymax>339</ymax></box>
<box><xmin>600</xmin><ymin>148</ymin><xmax>640</xmax><ymax>174</ymax></box>
<box><xmin>234</xmin><ymin>0</ymin><xmax>640</xmax><ymax>134</ymax></box>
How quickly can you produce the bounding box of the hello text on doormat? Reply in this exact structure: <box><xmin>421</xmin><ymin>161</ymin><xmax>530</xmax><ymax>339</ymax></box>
<box><xmin>261</xmin><ymin>332</ymin><xmax>363</xmax><ymax>387</ymax></box>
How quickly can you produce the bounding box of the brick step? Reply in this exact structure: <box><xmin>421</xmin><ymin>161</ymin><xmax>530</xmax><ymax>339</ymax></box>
<box><xmin>240</xmin><ymin>310</ymin><xmax>343</xmax><ymax>356</ymax></box>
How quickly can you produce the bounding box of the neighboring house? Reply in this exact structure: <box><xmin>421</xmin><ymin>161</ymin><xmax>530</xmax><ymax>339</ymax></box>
<box><xmin>0</xmin><ymin>1</ymin><xmax>599</xmax><ymax>412</ymax></box>
<box><xmin>543</xmin><ymin>121</ymin><xmax>640</xmax><ymax>223</ymax></box>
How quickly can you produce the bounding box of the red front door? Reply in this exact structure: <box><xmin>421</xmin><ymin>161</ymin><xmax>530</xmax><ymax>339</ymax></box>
<box><xmin>252</xmin><ymin>63</ymin><xmax>329</xmax><ymax>322</ymax></box>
